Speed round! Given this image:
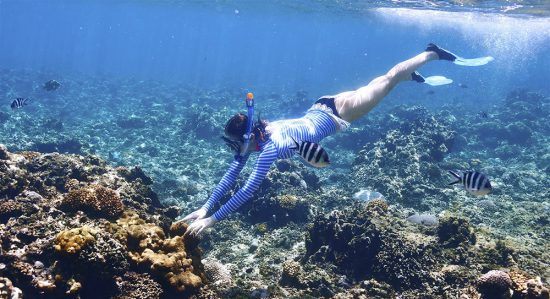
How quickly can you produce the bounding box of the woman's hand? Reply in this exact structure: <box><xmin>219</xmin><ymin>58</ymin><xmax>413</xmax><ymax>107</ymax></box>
<box><xmin>182</xmin><ymin>207</ymin><xmax>208</xmax><ymax>222</ymax></box>
<box><xmin>185</xmin><ymin>217</ymin><xmax>217</xmax><ymax>236</ymax></box>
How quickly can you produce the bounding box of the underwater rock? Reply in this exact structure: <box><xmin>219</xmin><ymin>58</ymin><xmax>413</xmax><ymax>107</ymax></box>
<box><xmin>0</xmin><ymin>144</ymin><xmax>8</xmax><ymax>160</ymax></box>
<box><xmin>0</xmin><ymin>199</ymin><xmax>36</xmax><ymax>223</ymax></box>
<box><xmin>359</xmin><ymin>279</ymin><xmax>395</xmax><ymax>298</ymax></box>
<box><xmin>32</xmin><ymin>138</ymin><xmax>83</xmax><ymax>154</ymax></box>
<box><xmin>467</xmin><ymin>89</ymin><xmax>549</xmax><ymax>152</ymax></box>
<box><xmin>154</xmin><ymin>178</ymin><xmax>199</xmax><ymax>204</ymax></box>
<box><xmin>250</xmin><ymin>194</ymin><xmax>310</xmax><ymax>226</ymax></box>
<box><xmin>437</xmin><ymin>215</ymin><xmax>476</xmax><ymax>248</ymax></box>
<box><xmin>116</xmin><ymin>165</ymin><xmax>153</xmax><ymax>185</ymax></box>
<box><xmin>477</xmin><ymin>270</ymin><xmax>513</xmax><ymax>299</ymax></box>
<box><xmin>0</xmin><ymin>277</ymin><xmax>23</xmax><ymax>299</ymax></box>
<box><xmin>365</xmin><ymin>198</ymin><xmax>389</xmax><ymax>215</ymax></box>
<box><xmin>42</xmin><ymin>118</ymin><xmax>64</xmax><ymax>131</ymax></box>
<box><xmin>0</xmin><ymin>111</ymin><xmax>9</xmax><ymax>124</ymax></box>
<box><xmin>116</xmin><ymin>116</ymin><xmax>146</xmax><ymax>129</ymax></box>
<box><xmin>505</xmin><ymin>122</ymin><xmax>533</xmax><ymax>145</ymax></box>
<box><xmin>179</xmin><ymin>103</ymin><xmax>228</xmax><ymax>141</ymax></box>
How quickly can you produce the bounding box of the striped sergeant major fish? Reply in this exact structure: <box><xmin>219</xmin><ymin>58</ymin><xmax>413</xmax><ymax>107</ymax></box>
<box><xmin>448</xmin><ymin>170</ymin><xmax>493</xmax><ymax>196</ymax></box>
<box><xmin>290</xmin><ymin>137</ymin><xmax>330</xmax><ymax>168</ymax></box>
<box><xmin>11</xmin><ymin>98</ymin><xmax>29</xmax><ymax>110</ymax></box>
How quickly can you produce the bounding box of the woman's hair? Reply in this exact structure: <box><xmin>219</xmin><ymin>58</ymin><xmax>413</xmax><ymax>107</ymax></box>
<box><xmin>224</xmin><ymin>113</ymin><xmax>268</xmax><ymax>142</ymax></box>
<box><xmin>224</xmin><ymin>113</ymin><xmax>247</xmax><ymax>141</ymax></box>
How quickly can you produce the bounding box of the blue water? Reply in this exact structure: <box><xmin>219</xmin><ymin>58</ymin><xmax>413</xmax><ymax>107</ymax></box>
<box><xmin>1</xmin><ymin>2</ymin><xmax>549</xmax><ymax>296</ymax></box>
<box><xmin>1</xmin><ymin>1</ymin><xmax>549</xmax><ymax>110</ymax></box>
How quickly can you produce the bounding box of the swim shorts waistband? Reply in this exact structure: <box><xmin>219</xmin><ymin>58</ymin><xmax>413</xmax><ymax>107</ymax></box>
<box><xmin>314</xmin><ymin>97</ymin><xmax>340</xmax><ymax>118</ymax></box>
<box><xmin>308</xmin><ymin>97</ymin><xmax>350</xmax><ymax>131</ymax></box>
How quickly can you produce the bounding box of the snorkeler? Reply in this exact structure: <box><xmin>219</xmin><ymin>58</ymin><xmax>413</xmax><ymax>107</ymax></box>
<box><xmin>181</xmin><ymin>43</ymin><xmax>493</xmax><ymax>236</ymax></box>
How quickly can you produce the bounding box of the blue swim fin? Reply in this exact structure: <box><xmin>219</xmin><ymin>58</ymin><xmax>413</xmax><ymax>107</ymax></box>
<box><xmin>426</xmin><ymin>43</ymin><xmax>494</xmax><ymax>66</ymax></box>
<box><xmin>412</xmin><ymin>71</ymin><xmax>453</xmax><ymax>86</ymax></box>
<box><xmin>453</xmin><ymin>56</ymin><xmax>494</xmax><ymax>66</ymax></box>
<box><xmin>424</xmin><ymin>75</ymin><xmax>453</xmax><ymax>86</ymax></box>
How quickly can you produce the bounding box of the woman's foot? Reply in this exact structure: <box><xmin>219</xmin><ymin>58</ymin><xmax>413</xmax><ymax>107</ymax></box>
<box><xmin>426</xmin><ymin>43</ymin><xmax>457</xmax><ymax>61</ymax></box>
<box><xmin>412</xmin><ymin>71</ymin><xmax>453</xmax><ymax>86</ymax></box>
<box><xmin>411</xmin><ymin>71</ymin><xmax>425</xmax><ymax>83</ymax></box>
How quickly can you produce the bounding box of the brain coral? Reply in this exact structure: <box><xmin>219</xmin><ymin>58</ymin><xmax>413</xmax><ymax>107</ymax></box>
<box><xmin>477</xmin><ymin>270</ymin><xmax>513</xmax><ymax>298</ymax></box>
<box><xmin>61</xmin><ymin>184</ymin><xmax>124</xmax><ymax>218</ymax></box>
<box><xmin>54</xmin><ymin>226</ymin><xmax>97</xmax><ymax>254</ymax></box>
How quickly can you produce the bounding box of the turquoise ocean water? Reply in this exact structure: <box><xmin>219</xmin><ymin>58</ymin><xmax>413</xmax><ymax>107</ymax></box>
<box><xmin>0</xmin><ymin>1</ymin><xmax>549</xmax><ymax>298</ymax></box>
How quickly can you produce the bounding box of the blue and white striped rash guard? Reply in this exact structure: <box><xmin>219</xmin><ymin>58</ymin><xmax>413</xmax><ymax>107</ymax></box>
<box><xmin>202</xmin><ymin>109</ymin><xmax>339</xmax><ymax>221</ymax></box>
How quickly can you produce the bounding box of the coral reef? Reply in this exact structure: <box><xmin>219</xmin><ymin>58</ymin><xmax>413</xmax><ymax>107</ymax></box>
<box><xmin>304</xmin><ymin>203</ymin><xmax>437</xmax><ymax>292</ymax></box>
<box><xmin>352</xmin><ymin>105</ymin><xmax>455</xmax><ymax>208</ymax></box>
<box><xmin>0</xmin><ymin>67</ymin><xmax>547</xmax><ymax>299</ymax></box>
<box><xmin>477</xmin><ymin>270</ymin><xmax>513</xmax><ymax>299</ymax></box>
<box><xmin>302</xmin><ymin>203</ymin><xmax>547</xmax><ymax>297</ymax></box>
<box><xmin>114</xmin><ymin>272</ymin><xmax>164</xmax><ymax>299</ymax></box>
<box><xmin>437</xmin><ymin>214</ymin><xmax>476</xmax><ymax>248</ymax></box>
<box><xmin>116</xmin><ymin>117</ymin><xmax>146</xmax><ymax>129</ymax></box>
<box><xmin>54</xmin><ymin>226</ymin><xmax>97</xmax><ymax>254</ymax></box>
<box><xmin>0</xmin><ymin>146</ymin><xmax>203</xmax><ymax>298</ymax></box>
<box><xmin>470</xmin><ymin>90</ymin><xmax>549</xmax><ymax>149</ymax></box>
<box><xmin>61</xmin><ymin>184</ymin><xmax>124</xmax><ymax>218</ymax></box>
<box><xmin>0</xmin><ymin>277</ymin><xmax>23</xmax><ymax>299</ymax></box>
<box><xmin>113</xmin><ymin>212</ymin><xmax>203</xmax><ymax>293</ymax></box>
<box><xmin>202</xmin><ymin>258</ymin><xmax>232</xmax><ymax>286</ymax></box>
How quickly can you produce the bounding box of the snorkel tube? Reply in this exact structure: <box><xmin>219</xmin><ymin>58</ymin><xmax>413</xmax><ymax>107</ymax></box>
<box><xmin>236</xmin><ymin>92</ymin><xmax>254</xmax><ymax>161</ymax></box>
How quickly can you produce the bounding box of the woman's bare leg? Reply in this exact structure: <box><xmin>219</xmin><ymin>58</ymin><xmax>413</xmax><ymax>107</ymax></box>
<box><xmin>334</xmin><ymin>51</ymin><xmax>438</xmax><ymax>122</ymax></box>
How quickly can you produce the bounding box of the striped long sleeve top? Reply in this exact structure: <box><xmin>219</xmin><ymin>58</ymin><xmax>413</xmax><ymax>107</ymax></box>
<box><xmin>202</xmin><ymin>109</ymin><xmax>339</xmax><ymax>221</ymax></box>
